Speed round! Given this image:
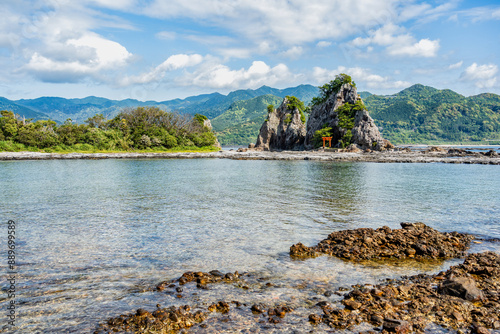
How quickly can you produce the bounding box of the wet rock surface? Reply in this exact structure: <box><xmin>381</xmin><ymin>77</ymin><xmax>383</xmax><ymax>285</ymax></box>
<box><xmin>308</xmin><ymin>251</ymin><xmax>500</xmax><ymax>333</ymax></box>
<box><xmin>291</xmin><ymin>222</ymin><xmax>474</xmax><ymax>260</ymax></box>
<box><xmin>96</xmin><ymin>229</ymin><xmax>498</xmax><ymax>334</ymax></box>
<box><xmin>94</xmin><ymin>305</ymin><xmax>206</xmax><ymax>334</ymax></box>
<box><xmin>156</xmin><ymin>270</ymin><xmax>240</xmax><ymax>292</ymax></box>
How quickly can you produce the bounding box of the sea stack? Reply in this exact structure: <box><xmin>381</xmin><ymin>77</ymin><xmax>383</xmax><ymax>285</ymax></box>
<box><xmin>304</xmin><ymin>74</ymin><xmax>391</xmax><ymax>150</ymax></box>
<box><xmin>254</xmin><ymin>96</ymin><xmax>307</xmax><ymax>151</ymax></box>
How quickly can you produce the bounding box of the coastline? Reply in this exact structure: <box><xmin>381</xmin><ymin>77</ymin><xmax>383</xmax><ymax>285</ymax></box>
<box><xmin>1</xmin><ymin>148</ymin><xmax>499</xmax><ymax>164</ymax></box>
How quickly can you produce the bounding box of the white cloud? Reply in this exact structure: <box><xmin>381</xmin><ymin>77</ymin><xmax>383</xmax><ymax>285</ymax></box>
<box><xmin>156</xmin><ymin>31</ymin><xmax>176</xmax><ymax>40</ymax></box>
<box><xmin>120</xmin><ymin>54</ymin><xmax>203</xmax><ymax>86</ymax></box>
<box><xmin>186</xmin><ymin>60</ymin><xmax>295</xmax><ymax>89</ymax></box>
<box><xmin>312</xmin><ymin>66</ymin><xmax>411</xmax><ymax>90</ymax></box>
<box><xmin>448</xmin><ymin>61</ymin><xmax>463</xmax><ymax>70</ymax></box>
<box><xmin>460</xmin><ymin>63</ymin><xmax>498</xmax><ymax>88</ymax></box>
<box><xmin>24</xmin><ymin>32</ymin><xmax>132</xmax><ymax>83</ymax></box>
<box><xmin>279</xmin><ymin>46</ymin><xmax>304</xmax><ymax>59</ymax></box>
<box><xmin>351</xmin><ymin>23</ymin><xmax>440</xmax><ymax>58</ymax></box>
<box><xmin>388</xmin><ymin>38</ymin><xmax>440</xmax><ymax>57</ymax></box>
<box><xmin>86</xmin><ymin>0</ymin><xmax>136</xmax><ymax>10</ymax></box>
<box><xmin>458</xmin><ymin>6</ymin><xmax>500</xmax><ymax>22</ymax></box>
<box><xmin>316</xmin><ymin>41</ymin><xmax>332</xmax><ymax>48</ymax></box>
<box><xmin>142</xmin><ymin>0</ymin><xmax>401</xmax><ymax>45</ymax></box>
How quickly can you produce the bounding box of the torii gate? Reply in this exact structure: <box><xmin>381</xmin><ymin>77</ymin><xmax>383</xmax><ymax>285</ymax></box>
<box><xmin>322</xmin><ymin>137</ymin><xmax>332</xmax><ymax>148</ymax></box>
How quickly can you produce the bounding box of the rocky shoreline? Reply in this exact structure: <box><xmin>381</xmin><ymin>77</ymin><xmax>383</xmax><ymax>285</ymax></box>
<box><xmin>1</xmin><ymin>147</ymin><xmax>499</xmax><ymax>164</ymax></box>
<box><xmin>95</xmin><ymin>224</ymin><xmax>500</xmax><ymax>334</ymax></box>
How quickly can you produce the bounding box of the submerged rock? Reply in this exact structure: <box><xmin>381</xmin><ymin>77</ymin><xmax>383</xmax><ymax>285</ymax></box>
<box><xmin>94</xmin><ymin>305</ymin><xmax>205</xmax><ymax>333</ymax></box>
<box><xmin>290</xmin><ymin>222</ymin><xmax>474</xmax><ymax>260</ymax></box>
<box><xmin>308</xmin><ymin>251</ymin><xmax>500</xmax><ymax>333</ymax></box>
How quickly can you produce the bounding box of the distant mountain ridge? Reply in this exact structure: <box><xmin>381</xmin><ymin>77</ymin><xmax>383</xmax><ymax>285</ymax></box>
<box><xmin>0</xmin><ymin>84</ymin><xmax>319</xmax><ymax>123</ymax></box>
<box><xmin>363</xmin><ymin>84</ymin><xmax>500</xmax><ymax>143</ymax></box>
<box><xmin>2</xmin><ymin>83</ymin><xmax>500</xmax><ymax>145</ymax></box>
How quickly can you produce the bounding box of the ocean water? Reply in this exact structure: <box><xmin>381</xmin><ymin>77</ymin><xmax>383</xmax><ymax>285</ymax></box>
<box><xmin>0</xmin><ymin>159</ymin><xmax>499</xmax><ymax>333</ymax></box>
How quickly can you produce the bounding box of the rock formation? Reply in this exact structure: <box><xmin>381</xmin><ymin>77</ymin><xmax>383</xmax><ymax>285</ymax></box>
<box><xmin>254</xmin><ymin>97</ymin><xmax>306</xmax><ymax>151</ymax></box>
<box><xmin>203</xmin><ymin>118</ymin><xmax>222</xmax><ymax>149</ymax></box>
<box><xmin>304</xmin><ymin>82</ymin><xmax>390</xmax><ymax>150</ymax></box>
<box><xmin>253</xmin><ymin>75</ymin><xmax>392</xmax><ymax>151</ymax></box>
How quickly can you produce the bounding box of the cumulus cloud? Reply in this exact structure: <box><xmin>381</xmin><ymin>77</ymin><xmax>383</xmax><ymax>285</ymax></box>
<box><xmin>119</xmin><ymin>54</ymin><xmax>203</xmax><ymax>86</ymax></box>
<box><xmin>312</xmin><ymin>66</ymin><xmax>411</xmax><ymax>90</ymax></box>
<box><xmin>279</xmin><ymin>46</ymin><xmax>304</xmax><ymax>59</ymax></box>
<box><xmin>460</xmin><ymin>63</ymin><xmax>498</xmax><ymax>88</ymax></box>
<box><xmin>185</xmin><ymin>60</ymin><xmax>296</xmax><ymax>89</ymax></box>
<box><xmin>388</xmin><ymin>38</ymin><xmax>440</xmax><ymax>57</ymax></box>
<box><xmin>351</xmin><ymin>23</ymin><xmax>440</xmax><ymax>57</ymax></box>
<box><xmin>24</xmin><ymin>33</ymin><xmax>132</xmax><ymax>83</ymax></box>
<box><xmin>448</xmin><ymin>61</ymin><xmax>463</xmax><ymax>70</ymax></box>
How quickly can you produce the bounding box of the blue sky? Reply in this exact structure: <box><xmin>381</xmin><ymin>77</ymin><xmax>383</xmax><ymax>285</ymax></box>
<box><xmin>0</xmin><ymin>0</ymin><xmax>499</xmax><ymax>101</ymax></box>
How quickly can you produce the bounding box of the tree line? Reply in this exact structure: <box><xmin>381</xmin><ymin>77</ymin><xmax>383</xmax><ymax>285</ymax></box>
<box><xmin>0</xmin><ymin>107</ymin><xmax>218</xmax><ymax>152</ymax></box>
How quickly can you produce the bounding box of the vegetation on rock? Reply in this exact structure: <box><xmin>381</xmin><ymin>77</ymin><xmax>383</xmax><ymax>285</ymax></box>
<box><xmin>311</xmin><ymin>73</ymin><xmax>356</xmax><ymax>107</ymax></box>
<box><xmin>284</xmin><ymin>95</ymin><xmax>306</xmax><ymax>124</ymax></box>
<box><xmin>0</xmin><ymin>107</ymin><xmax>218</xmax><ymax>152</ymax></box>
<box><xmin>312</xmin><ymin>125</ymin><xmax>333</xmax><ymax>148</ymax></box>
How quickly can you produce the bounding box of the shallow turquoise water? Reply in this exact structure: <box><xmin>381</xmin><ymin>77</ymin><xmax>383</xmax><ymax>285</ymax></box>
<box><xmin>0</xmin><ymin>159</ymin><xmax>499</xmax><ymax>333</ymax></box>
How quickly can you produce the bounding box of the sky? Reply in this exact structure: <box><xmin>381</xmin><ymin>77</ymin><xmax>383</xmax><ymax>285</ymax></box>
<box><xmin>0</xmin><ymin>0</ymin><xmax>499</xmax><ymax>102</ymax></box>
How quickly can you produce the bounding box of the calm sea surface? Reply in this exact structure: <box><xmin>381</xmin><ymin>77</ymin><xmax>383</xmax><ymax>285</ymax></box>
<box><xmin>0</xmin><ymin>159</ymin><xmax>499</xmax><ymax>333</ymax></box>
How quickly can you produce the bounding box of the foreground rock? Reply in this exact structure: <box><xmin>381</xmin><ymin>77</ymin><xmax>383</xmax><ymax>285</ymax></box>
<box><xmin>156</xmin><ymin>270</ymin><xmax>240</xmax><ymax>292</ymax></box>
<box><xmin>290</xmin><ymin>222</ymin><xmax>474</xmax><ymax>260</ymax></box>
<box><xmin>309</xmin><ymin>251</ymin><xmax>500</xmax><ymax>333</ymax></box>
<box><xmin>94</xmin><ymin>305</ymin><xmax>205</xmax><ymax>334</ymax></box>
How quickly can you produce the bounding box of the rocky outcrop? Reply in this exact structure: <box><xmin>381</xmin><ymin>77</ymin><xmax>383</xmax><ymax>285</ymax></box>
<box><xmin>290</xmin><ymin>222</ymin><xmax>474</xmax><ymax>260</ymax></box>
<box><xmin>308</xmin><ymin>251</ymin><xmax>500</xmax><ymax>333</ymax></box>
<box><xmin>304</xmin><ymin>83</ymin><xmax>389</xmax><ymax>150</ymax></box>
<box><xmin>254</xmin><ymin>97</ymin><xmax>306</xmax><ymax>151</ymax></box>
<box><xmin>203</xmin><ymin>119</ymin><xmax>222</xmax><ymax>149</ymax></box>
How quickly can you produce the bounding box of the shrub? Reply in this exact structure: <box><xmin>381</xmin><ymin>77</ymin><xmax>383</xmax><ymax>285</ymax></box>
<box><xmin>311</xmin><ymin>73</ymin><xmax>356</xmax><ymax>106</ymax></box>
<box><xmin>312</xmin><ymin>126</ymin><xmax>333</xmax><ymax>148</ymax></box>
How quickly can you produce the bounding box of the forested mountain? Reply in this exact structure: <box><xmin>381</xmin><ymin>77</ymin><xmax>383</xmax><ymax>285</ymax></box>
<box><xmin>2</xmin><ymin>83</ymin><xmax>500</xmax><ymax>146</ymax></box>
<box><xmin>211</xmin><ymin>95</ymin><xmax>284</xmax><ymax>145</ymax></box>
<box><xmin>1</xmin><ymin>85</ymin><xmax>319</xmax><ymax>123</ymax></box>
<box><xmin>364</xmin><ymin>84</ymin><xmax>500</xmax><ymax>143</ymax></box>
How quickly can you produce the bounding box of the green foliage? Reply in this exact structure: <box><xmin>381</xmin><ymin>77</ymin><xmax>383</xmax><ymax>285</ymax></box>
<box><xmin>194</xmin><ymin>113</ymin><xmax>208</xmax><ymax>125</ymax></box>
<box><xmin>284</xmin><ymin>114</ymin><xmax>293</xmax><ymax>125</ymax></box>
<box><xmin>212</xmin><ymin>95</ymin><xmax>282</xmax><ymax>145</ymax></box>
<box><xmin>336</xmin><ymin>100</ymin><xmax>365</xmax><ymax>147</ymax></box>
<box><xmin>285</xmin><ymin>96</ymin><xmax>306</xmax><ymax>124</ymax></box>
<box><xmin>0</xmin><ymin>106</ymin><xmax>219</xmax><ymax>152</ymax></box>
<box><xmin>364</xmin><ymin>84</ymin><xmax>500</xmax><ymax>144</ymax></box>
<box><xmin>312</xmin><ymin>126</ymin><xmax>333</xmax><ymax>148</ymax></box>
<box><xmin>311</xmin><ymin>74</ymin><xmax>356</xmax><ymax>106</ymax></box>
<box><xmin>267</xmin><ymin>104</ymin><xmax>274</xmax><ymax>113</ymax></box>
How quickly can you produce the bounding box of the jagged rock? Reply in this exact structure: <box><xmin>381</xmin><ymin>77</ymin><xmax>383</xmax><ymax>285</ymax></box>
<box><xmin>255</xmin><ymin>97</ymin><xmax>306</xmax><ymax>150</ymax></box>
<box><xmin>304</xmin><ymin>82</ymin><xmax>388</xmax><ymax>150</ymax></box>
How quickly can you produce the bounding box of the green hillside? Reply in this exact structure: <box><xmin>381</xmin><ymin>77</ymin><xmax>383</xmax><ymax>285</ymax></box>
<box><xmin>364</xmin><ymin>84</ymin><xmax>500</xmax><ymax>144</ymax></box>
<box><xmin>212</xmin><ymin>95</ymin><xmax>283</xmax><ymax>145</ymax></box>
